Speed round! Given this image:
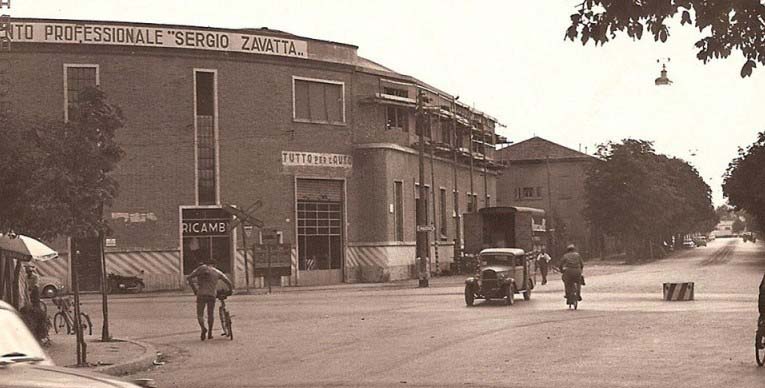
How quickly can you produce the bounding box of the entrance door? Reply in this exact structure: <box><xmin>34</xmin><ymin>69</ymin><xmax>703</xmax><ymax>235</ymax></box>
<box><xmin>71</xmin><ymin>237</ymin><xmax>102</xmax><ymax>292</ymax></box>
<box><xmin>296</xmin><ymin>179</ymin><xmax>344</xmax><ymax>285</ymax></box>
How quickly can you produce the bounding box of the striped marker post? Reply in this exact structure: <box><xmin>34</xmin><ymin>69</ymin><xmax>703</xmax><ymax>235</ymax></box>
<box><xmin>663</xmin><ymin>282</ymin><xmax>694</xmax><ymax>301</ymax></box>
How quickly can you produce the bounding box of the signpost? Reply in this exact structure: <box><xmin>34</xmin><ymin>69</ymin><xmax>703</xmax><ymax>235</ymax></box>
<box><xmin>222</xmin><ymin>203</ymin><xmax>263</xmax><ymax>293</ymax></box>
<box><xmin>254</xmin><ymin>229</ymin><xmax>290</xmax><ymax>294</ymax></box>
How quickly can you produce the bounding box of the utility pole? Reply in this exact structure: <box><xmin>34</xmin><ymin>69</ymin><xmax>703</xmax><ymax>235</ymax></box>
<box><xmin>481</xmin><ymin>118</ymin><xmax>489</xmax><ymax>208</ymax></box>
<box><xmin>545</xmin><ymin>155</ymin><xmax>556</xmax><ymax>259</ymax></box>
<box><xmin>451</xmin><ymin>96</ymin><xmax>461</xmax><ymax>266</ymax></box>
<box><xmin>429</xmin><ymin>111</ymin><xmax>439</xmax><ymax>275</ymax></box>
<box><xmin>416</xmin><ymin>88</ymin><xmax>430</xmax><ymax>287</ymax></box>
<box><xmin>468</xmin><ymin>116</ymin><xmax>475</xmax><ymax>213</ymax></box>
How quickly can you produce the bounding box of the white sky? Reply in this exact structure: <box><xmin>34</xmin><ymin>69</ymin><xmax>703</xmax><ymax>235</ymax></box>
<box><xmin>14</xmin><ymin>0</ymin><xmax>765</xmax><ymax>205</ymax></box>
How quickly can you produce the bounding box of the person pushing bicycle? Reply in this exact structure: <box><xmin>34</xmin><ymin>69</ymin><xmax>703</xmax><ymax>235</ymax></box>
<box><xmin>186</xmin><ymin>259</ymin><xmax>233</xmax><ymax>341</ymax></box>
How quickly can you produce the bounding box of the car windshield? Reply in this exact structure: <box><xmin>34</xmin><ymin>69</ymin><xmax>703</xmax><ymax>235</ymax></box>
<box><xmin>0</xmin><ymin>309</ymin><xmax>48</xmax><ymax>362</ymax></box>
<box><xmin>481</xmin><ymin>254</ymin><xmax>516</xmax><ymax>266</ymax></box>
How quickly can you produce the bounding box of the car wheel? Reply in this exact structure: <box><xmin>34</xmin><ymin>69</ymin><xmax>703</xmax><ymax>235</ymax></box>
<box><xmin>506</xmin><ymin>285</ymin><xmax>515</xmax><ymax>306</ymax></box>
<box><xmin>42</xmin><ymin>285</ymin><xmax>57</xmax><ymax>299</ymax></box>
<box><xmin>464</xmin><ymin>285</ymin><xmax>474</xmax><ymax>307</ymax></box>
<box><xmin>523</xmin><ymin>288</ymin><xmax>531</xmax><ymax>301</ymax></box>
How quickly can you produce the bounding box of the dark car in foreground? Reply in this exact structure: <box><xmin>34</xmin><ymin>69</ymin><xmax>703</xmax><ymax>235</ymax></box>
<box><xmin>464</xmin><ymin>248</ymin><xmax>535</xmax><ymax>306</ymax></box>
<box><xmin>0</xmin><ymin>300</ymin><xmax>154</xmax><ymax>388</ymax></box>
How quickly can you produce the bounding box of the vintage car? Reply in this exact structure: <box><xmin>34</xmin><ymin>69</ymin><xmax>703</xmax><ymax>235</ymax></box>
<box><xmin>464</xmin><ymin>248</ymin><xmax>534</xmax><ymax>306</ymax></box>
<box><xmin>38</xmin><ymin>275</ymin><xmax>66</xmax><ymax>298</ymax></box>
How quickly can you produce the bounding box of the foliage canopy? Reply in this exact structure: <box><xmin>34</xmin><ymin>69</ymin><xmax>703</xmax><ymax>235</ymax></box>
<box><xmin>565</xmin><ymin>1</ymin><xmax>765</xmax><ymax>77</ymax></box>
<box><xmin>723</xmin><ymin>131</ymin><xmax>765</xmax><ymax>231</ymax></box>
<box><xmin>584</xmin><ymin>139</ymin><xmax>717</xmax><ymax>259</ymax></box>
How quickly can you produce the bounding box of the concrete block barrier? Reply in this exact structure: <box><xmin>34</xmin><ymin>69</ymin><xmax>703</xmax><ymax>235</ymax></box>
<box><xmin>663</xmin><ymin>282</ymin><xmax>694</xmax><ymax>301</ymax></box>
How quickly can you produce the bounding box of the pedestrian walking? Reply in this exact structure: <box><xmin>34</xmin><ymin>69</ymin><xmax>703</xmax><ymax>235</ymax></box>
<box><xmin>186</xmin><ymin>259</ymin><xmax>233</xmax><ymax>341</ymax></box>
<box><xmin>536</xmin><ymin>248</ymin><xmax>552</xmax><ymax>285</ymax></box>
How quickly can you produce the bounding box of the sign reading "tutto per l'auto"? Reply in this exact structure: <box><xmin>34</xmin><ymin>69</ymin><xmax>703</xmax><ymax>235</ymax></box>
<box><xmin>281</xmin><ymin>151</ymin><xmax>352</xmax><ymax>168</ymax></box>
<box><xmin>8</xmin><ymin>20</ymin><xmax>308</xmax><ymax>59</ymax></box>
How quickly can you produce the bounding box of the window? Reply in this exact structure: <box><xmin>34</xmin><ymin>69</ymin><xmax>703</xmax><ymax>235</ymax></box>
<box><xmin>293</xmin><ymin>77</ymin><xmax>344</xmax><ymax>124</ymax></box>
<box><xmin>394</xmin><ymin>181</ymin><xmax>404</xmax><ymax>242</ymax></box>
<box><xmin>383</xmin><ymin>87</ymin><xmax>407</xmax><ymax>97</ymax></box>
<box><xmin>519</xmin><ymin>186</ymin><xmax>543</xmax><ymax>200</ymax></box>
<box><xmin>439</xmin><ymin>188</ymin><xmax>447</xmax><ymax>237</ymax></box>
<box><xmin>64</xmin><ymin>65</ymin><xmax>98</xmax><ymax>122</ymax></box>
<box><xmin>467</xmin><ymin>193</ymin><xmax>477</xmax><ymax>213</ymax></box>
<box><xmin>386</xmin><ymin>106</ymin><xmax>408</xmax><ymax>131</ymax></box>
<box><xmin>195</xmin><ymin>70</ymin><xmax>218</xmax><ymax>205</ymax></box>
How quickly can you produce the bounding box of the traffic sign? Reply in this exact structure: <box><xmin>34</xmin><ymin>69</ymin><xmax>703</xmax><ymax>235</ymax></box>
<box><xmin>243</xmin><ymin>225</ymin><xmax>253</xmax><ymax>238</ymax></box>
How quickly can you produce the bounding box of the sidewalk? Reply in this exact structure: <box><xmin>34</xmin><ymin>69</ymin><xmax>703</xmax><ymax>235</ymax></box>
<box><xmin>45</xmin><ymin>331</ymin><xmax>158</xmax><ymax>376</ymax></box>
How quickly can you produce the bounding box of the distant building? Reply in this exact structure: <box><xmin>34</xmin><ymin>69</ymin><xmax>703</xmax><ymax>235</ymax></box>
<box><xmin>495</xmin><ymin>137</ymin><xmax>598</xmax><ymax>257</ymax></box>
<box><xmin>712</xmin><ymin>220</ymin><xmax>735</xmax><ymax>238</ymax></box>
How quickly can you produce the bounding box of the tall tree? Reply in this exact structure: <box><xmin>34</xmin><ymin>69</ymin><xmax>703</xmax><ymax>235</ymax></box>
<box><xmin>565</xmin><ymin>1</ymin><xmax>765</xmax><ymax>77</ymax></box>
<box><xmin>585</xmin><ymin>139</ymin><xmax>716</xmax><ymax>260</ymax></box>
<box><xmin>34</xmin><ymin>86</ymin><xmax>125</xmax><ymax>363</ymax></box>
<box><xmin>723</xmin><ymin>131</ymin><xmax>765</xmax><ymax>232</ymax></box>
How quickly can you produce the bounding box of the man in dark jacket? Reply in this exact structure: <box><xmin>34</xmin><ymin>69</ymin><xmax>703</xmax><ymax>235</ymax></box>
<box><xmin>560</xmin><ymin>244</ymin><xmax>584</xmax><ymax>303</ymax></box>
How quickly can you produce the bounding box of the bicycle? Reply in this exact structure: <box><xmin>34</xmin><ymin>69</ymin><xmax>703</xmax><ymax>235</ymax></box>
<box><xmin>52</xmin><ymin>296</ymin><xmax>93</xmax><ymax>336</ymax></box>
<box><xmin>756</xmin><ymin>316</ymin><xmax>765</xmax><ymax>366</ymax></box>
<box><xmin>217</xmin><ymin>289</ymin><xmax>233</xmax><ymax>340</ymax></box>
<box><xmin>565</xmin><ymin>279</ymin><xmax>581</xmax><ymax>310</ymax></box>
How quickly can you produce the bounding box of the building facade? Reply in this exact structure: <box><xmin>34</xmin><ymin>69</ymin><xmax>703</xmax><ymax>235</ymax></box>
<box><xmin>8</xmin><ymin>18</ymin><xmax>503</xmax><ymax>290</ymax></box>
<box><xmin>495</xmin><ymin>137</ymin><xmax>597</xmax><ymax>258</ymax></box>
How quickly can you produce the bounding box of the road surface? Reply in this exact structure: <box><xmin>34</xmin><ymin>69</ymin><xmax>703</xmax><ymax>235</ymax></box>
<box><xmin>75</xmin><ymin>237</ymin><xmax>765</xmax><ymax>387</ymax></box>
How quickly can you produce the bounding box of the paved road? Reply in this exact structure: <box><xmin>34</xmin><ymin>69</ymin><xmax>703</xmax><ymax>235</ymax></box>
<box><xmin>77</xmin><ymin>238</ymin><xmax>765</xmax><ymax>387</ymax></box>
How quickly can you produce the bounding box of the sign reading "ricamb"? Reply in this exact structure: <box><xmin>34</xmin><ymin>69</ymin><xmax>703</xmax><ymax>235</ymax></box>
<box><xmin>8</xmin><ymin>21</ymin><xmax>308</xmax><ymax>59</ymax></box>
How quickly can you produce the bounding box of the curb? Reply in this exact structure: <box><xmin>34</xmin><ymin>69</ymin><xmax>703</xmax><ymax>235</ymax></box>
<box><xmin>94</xmin><ymin>338</ymin><xmax>158</xmax><ymax>377</ymax></box>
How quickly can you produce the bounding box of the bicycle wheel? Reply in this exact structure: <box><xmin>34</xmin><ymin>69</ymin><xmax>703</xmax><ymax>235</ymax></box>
<box><xmin>225</xmin><ymin>311</ymin><xmax>233</xmax><ymax>340</ymax></box>
<box><xmin>756</xmin><ymin>331</ymin><xmax>765</xmax><ymax>366</ymax></box>
<box><xmin>80</xmin><ymin>313</ymin><xmax>93</xmax><ymax>336</ymax></box>
<box><xmin>53</xmin><ymin>312</ymin><xmax>66</xmax><ymax>334</ymax></box>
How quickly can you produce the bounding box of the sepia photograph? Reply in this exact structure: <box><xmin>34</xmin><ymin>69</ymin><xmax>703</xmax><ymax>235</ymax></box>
<box><xmin>1</xmin><ymin>1</ymin><xmax>765</xmax><ymax>387</ymax></box>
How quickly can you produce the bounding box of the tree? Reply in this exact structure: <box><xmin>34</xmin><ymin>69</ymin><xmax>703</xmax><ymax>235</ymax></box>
<box><xmin>723</xmin><ymin>131</ymin><xmax>765</xmax><ymax>232</ymax></box>
<box><xmin>34</xmin><ymin>86</ymin><xmax>125</xmax><ymax>363</ymax></box>
<box><xmin>565</xmin><ymin>1</ymin><xmax>765</xmax><ymax>77</ymax></box>
<box><xmin>584</xmin><ymin>139</ymin><xmax>716</xmax><ymax>261</ymax></box>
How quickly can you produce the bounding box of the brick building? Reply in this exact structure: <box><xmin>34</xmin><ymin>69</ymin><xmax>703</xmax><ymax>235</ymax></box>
<box><xmin>8</xmin><ymin>18</ymin><xmax>503</xmax><ymax>290</ymax></box>
<box><xmin>495</xmin><ymin>137</ymin><xmax>597</xmax><ymax>258</ymax></box>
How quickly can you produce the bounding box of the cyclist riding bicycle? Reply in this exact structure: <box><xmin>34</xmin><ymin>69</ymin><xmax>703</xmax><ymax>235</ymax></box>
<box><xmin>560</xmin><ymin>244</ymin><xmax>584</xmax><ymax>304</ymax></box>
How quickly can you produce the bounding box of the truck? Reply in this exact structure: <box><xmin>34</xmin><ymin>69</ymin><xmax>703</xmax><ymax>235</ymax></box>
<box><xmin>463</xmin><ymin>206</ymin><xmax>548</xmax><ymax>255</ymax></box>
<box><xmin>462</xmin><ymin>207</ymin><xmax>548</xmax><ymax>306</ymax></box>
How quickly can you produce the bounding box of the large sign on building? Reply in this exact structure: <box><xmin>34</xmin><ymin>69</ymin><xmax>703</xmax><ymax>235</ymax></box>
<box><xmin>9</xmin><ymin>21</ymin><xmax>308</xmax><ymax>58</ymax></box>
<box><xmin>281</xmin><ymin>151</ymin><xmax>352</xmax><ymax>168</ymax></box>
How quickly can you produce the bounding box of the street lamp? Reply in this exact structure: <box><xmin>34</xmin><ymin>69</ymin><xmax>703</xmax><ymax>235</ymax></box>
<box><xmin>655</xmin><ymin>58</ymin><xmax>673</xmax><ymax>86</ymax></box>
<box><xmin>416</xmin><ymin>88</ymin><xmax>431</xmax><ymax>288</ymax></box>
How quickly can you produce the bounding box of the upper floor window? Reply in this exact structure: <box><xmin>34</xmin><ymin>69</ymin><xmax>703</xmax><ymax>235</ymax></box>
<box><xmin>64</xmin><ymin>64</ymin><xmax>99</xmax><ymax>122</ymax></box>
<box><xmin>517</xmin><ymin>186</ymin><xmax>543</xmax><ymax>200</ymax></box>
<box><xmin>293</xmin><ymin>77</ymin><xmax>345</xmax><ymax>124</ymax></box>
<box><xmin>386</xmin><ymin>105</ymin><xmax>408</xmax><ymax>131</ymax></box>
<box><xmin>383</xmin><ymin>87</ymin><xmax>408</xmax><ymax>98</ymax></box>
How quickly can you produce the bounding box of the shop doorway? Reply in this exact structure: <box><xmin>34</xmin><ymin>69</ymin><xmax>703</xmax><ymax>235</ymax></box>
<box><xmin>181</xmin><ymin>207</ymin><xmax>233</xmax><ymax>276</ymax></box>
<box><xmin>296</xmin><ymin>179</ymin><xmax>344</xmax><ymax>285</ymax></box>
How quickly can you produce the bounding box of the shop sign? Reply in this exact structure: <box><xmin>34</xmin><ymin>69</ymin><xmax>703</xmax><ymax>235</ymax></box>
<box><xmin>281</xmin><ymin>151</ymin><xmax>352</xmax><ymax>168</ymax></box>
<box><xmin>9</xmin><ymin>21</ymin><xmax>308</xmax><ymax>59</ymax></box>
<box><xmin>182</xmin><ymin>220</ymin><xmax>230</xmax><ymax>236</ymax></box>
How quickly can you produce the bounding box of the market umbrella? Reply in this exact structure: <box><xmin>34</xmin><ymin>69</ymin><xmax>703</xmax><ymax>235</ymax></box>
<box><xmin>0</xmin><ymin>233</ymin><xmax>58</xmax><ymax>262</ymax></box>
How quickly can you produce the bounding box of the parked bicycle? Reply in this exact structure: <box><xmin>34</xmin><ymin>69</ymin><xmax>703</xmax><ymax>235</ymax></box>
<box><xmin>52</xmin><ymin>296</ymin><xmax>92</xmax><ymax>336</ymax></box>
<box><xmin>217</xmin><ymin>289</ymin><xmax>233</xmax><ymax>340</ymax></box>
